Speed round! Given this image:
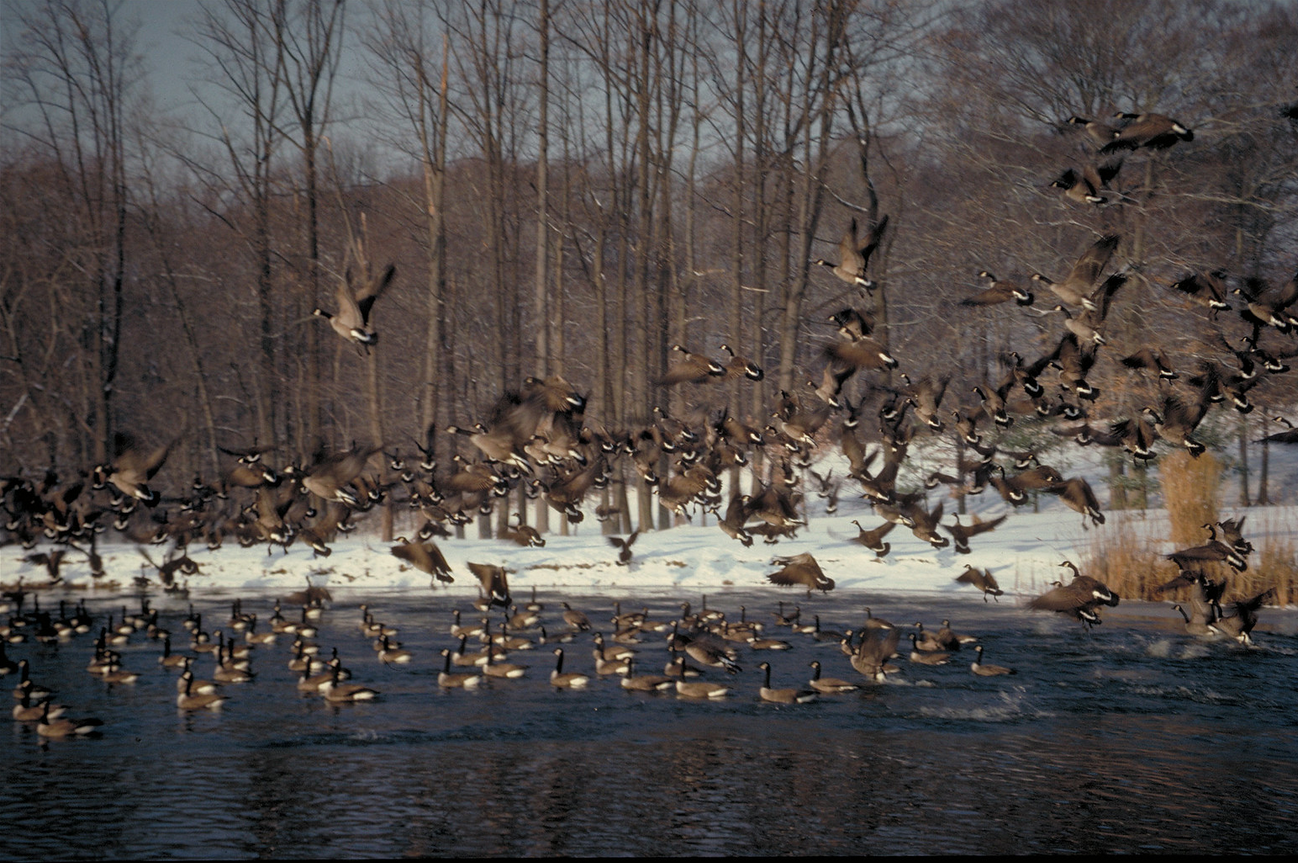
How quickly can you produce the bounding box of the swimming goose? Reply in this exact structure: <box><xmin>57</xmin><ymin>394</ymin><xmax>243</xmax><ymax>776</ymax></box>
<box><xmin>378</xmin><ymin>635</ymin><xmax>413</xmax><ymax>664</ymax></box>
<box><xmin>562</xmin><ymin>602</ymin><xmax>592</xmax><ymax>632</ymax></box>
<box><xmin>758</xmin><ymin>662</ymin><xmax>817</xmax><ymax>704</ymax></box>
<box><xmin>907</xmin><ymin>634</ymin><xmax>950</xmax><ymax>666</ymax></box>
<box><xmin>322</xmin><ymin>663</ymin><xmax>380</xmax><ymax>703</ymax></box>
<box><xmin>13</xmin><ymin>690</ymin><xmax>66</xmax><ymax>722</ymax></box>
<box><xmin>675</xmin><ymin>679</ymin><xmax>732</xmax><ymax>699</ymax></box>
<box><xmin>619</xmin><ymin>658</ymin><xmax>674</xmax><ymax>692</ymax></box>
<box><xmin>176</xmin><ymin>671</ymin><xmax>226</xmax><ymax>711</ymax></box>
<box><xmin>437</xmin><ymin>649</ymin><xmax>482</xmax><ymax>689</ymax></box>
<box><xmin>970</xmin><ymin>645</ymin><xmax>1015</xmax><ymax>677</ymax></box>
<box><xmin>481</xmin><ymin>648</ymin><xmax>527</xmax><ymax>679</ymax></box>
<box><xmin>808</xmin><ymin>661</ymin><xmax>860</xmax><ymax>694</ymax></box>
<box><xmin>37</xmin><ymin>700</ymin><xmax>104</xmax><ymax>736</ymax></box>
<box><xmin>549</xmin><ymin>648</ymin><xmax>590</xmax><ymax>688</ymax></box>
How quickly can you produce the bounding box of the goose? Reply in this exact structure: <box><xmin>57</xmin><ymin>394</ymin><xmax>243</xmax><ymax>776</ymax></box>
<box><xmin>907</xmin><ymin>634</ymin><xmax>950</xmax><ymax>666</ymax></box>
<box><xmin>675</xmin><ymin>679</ymin><xmax>732</xmax><ymax>699</ymax></box>
<box><xmin>437</xmin><ymin>649</ymin><xmax>482</xmax><ymax>689</ymax></box>
<box><xmin>938</xmin><ymin>619</ymin><xmax>977</xmax><ymax>647</ymax></box>
<box><xmin>313</xmin><ymin>263</ymin><xmax>395</xmax><ymax>348</ymax></box>
<box><xmin>970</xmin><ymin>645</ymin><xmax>1015</xmax><ymax>677</ymax></box>
<box><xmin>12</xmin><ymin>660</ymin><xmax>51</xmax><ymax>701</ymax></box>
<box><xmin>13</xmin><ymin>690</ymin><xmax>66</xmax><ymax>722</ymax></box>
<box><xmin>1044</xmin><ymin>476</ymin><xmax>1106</xmax><ymax>528</ymax></box>
<box><xmin>911</xmin><ymin>623</ymin><xmax>946</xmax><ymax>652</ymax></box>
<box><xmin>1171</xmin><ymin>604</ymin><xmax>1220</xmax><ymax>639</ymax></box>
<box><xmin>719</xmin><ymin>344</ymin><xmax>764</xmax><ymax>381</ymax></box>
<box><xmin>92</xmin><ymin>432</ymin><xmax>172</xmax><ymax>506</ymax></box>
<box><xmin>619</xmin><ymin>658</ymin><xmax>674</xmax><ymax>692</ymax></box>
<box><xmin>677</xmin><ymin>631</ymin><xmax>741</xmax><ymax>675</ymax></box>
<box><xmin>814</xmin><ymin>215</ymin><xmax>889</xmax><ymax>292</ymax></box>
<box><xmin>810</xmin><ymin>615</ymin><xmax>845</xmax><ymax>644</ymax></box>
<box><xmin>1101</xmin><ymin>111</ymin><xmax>1194</xmax><ymax>152</ymax></box>
<box><xmin>562</xmin><ymin>602</ymin><xmax>592</xmax><ymax>632</ymax></box>
<box><xmin>771</xmin><ymin>602</ymin><xmax>800</xmax><ymax>627</ymax></box>
<box><xmin>1029</xmin><ymin>562</ymin><xmax>1119</xmax><ymax>623</ymax></box>
<box><xmin>507</xmin><ymin>605</ymin><xmax>541</xmax><ymax>630</ymax></box>
<box><xmin>607</xmin><ymin>531</ymin><xmax>639</xmax><ymax>566</ymax></box>
<box><xmin>851</xmin><ymin>627</ymin><xmax>901</xmax><ymax>682</ymax></box>
<box><xmin>549</xmin><ymin>648</ymin><xmax>590</xmax><ymax>688</ymax></box>
<box><xmin>1030</xmin><ymin>234</ymin><xmax>1119</xmax><ymax>310</ymax></box>
<box><xmin>758</xmin><ymin>662</ymin><xmax>817</xmax><ymax>704</ymax></box>
<box><xmin>101</xmin><ymin>662</ymin><xmax>140</xmax><ymax>685</ymax></box>
<box><xmin>391</xmin><ymin>538</ymin><xmax>454</xmax><ymax>585</ymax></box>
<box><xmin>808</xmin><ymin>661</ymin><xmax>859</xmax><ymax>694</ymax></box>
<box><xmin>658</xmin><ymin>344</ymin><xmax>726</xmax><ymax>385</ymax></box>
<box><xmin>1050</xmin><ymin>160</ymin><xmax>1122</xmax><ymax>205</ymax></box>
<box><xmin>663</xmin><ymin>645</ymin><xmax>704</xmax><ymax>678</ymax></box>
<box><xmin>37</xmin><ymin>699</ymin><xmax>104</xmax><ymax>736</ymax></box>
<box><xmin>955</xmin><ymin>565</ymin><xmax>1004</xmax><ymax>602</ymax></box>
<box><xmin>1169</xmin><ymin>270</ymin><xmax>1232</xmax><ymax>316</ymax></box>
<box><xmin>591</xmin><ymin>637</ymin><xmax>631</xmax><ymax>676</ymax></box>
<box><xmin>1210</xmin><ymin>588</ymin><xmax>1274</xmax><ymax>645</ymax></box>
<box><xmin>945</xmin><ymin>513</ymin><xmax>1008</xmax><ymax>555</ymax></box>
<box><xmin>296</xmin><ymin>662</ymin><xmax>337</xmax><ymax>693</ymax></box>
<box><xmin>158</xmin><ymin>635</ymin><xmax>189</xmax><ymax>668</ymax></box>
<box><xmin>765</xmin><ymin>552</ymin><xmax>835</xmax><ymax>596</ymax></box>
<box><xmin>481</xmin><ymin>648</ymin><xmax>527</xmax><ymax>679</ymax></box>
<box><xmin>176</xmin><ymin>657</ymin><xmax>219</xmax><ymax>695</ymax></box>
<box><xmin>322</xmin><ymin>663</ymin><xmax>380</xmax><ymax>703</ymax></box>
<box><xmin>244</xmin><ymin>616</ymin><xmax>277</xmax><ymax>646</ymax></box>
<box><xmin>961</xmin><ymin>271</ymin><xmax>1034</xmax><ymax>307</ymax></box>
<box><xmin>861</xmin><ymin>607</ymin><xmax>895</xmax><ymax>631</ymax></box>
<box><xmin>378</xmin><ymin>635</ymin><xmax>413</xmax><ymax>664</ymax></box>
<box><xmin>1066</xmin><ymin>115</ymin><xmax>1120</xmax><ymax>147</ymax></box>
<box><xmin>1166</xmin><ymin>526</ymin><xmax>1248</xmax><ymax>572</ymax></box>
<box><xmin>1122</xmin><ymin>348</ymin><xmax>1179</xmax><ymax>380</ymax></box>
<box><xmin>747</xmin><ymin>634</ymin><xmax>793</xmax><ymax>650</ymax></box>
<box><xmin>176</xmin><ymin>671</ymin><xmax>226</xmax><ymax>711</ymax></box>
<box><xmin>524</xmin><ymin>586</ymin><xmax>544</xmax><ymax>613</ymax></box>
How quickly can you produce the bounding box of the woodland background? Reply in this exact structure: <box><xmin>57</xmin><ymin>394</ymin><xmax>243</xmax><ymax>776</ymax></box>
<box><xmin>3</xmin><ymin>0</ymin><xmax>1296</xmax><ymax>538</ymax></box>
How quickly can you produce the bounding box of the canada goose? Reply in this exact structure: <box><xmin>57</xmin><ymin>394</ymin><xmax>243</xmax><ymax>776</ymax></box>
<box><xmin>562</xmin><ymin>602</ymin><xmax>592</xmax><ymax>632</ymax></box>
<box><xmin>822</xmin><ymin>337</ymin><xmax>899</xmax><ymax>373</ymax></box>
<box><xmin>1234</xmin><ymin>274</ymin><xmax>1298</xmax><ymax>335</ymax></box>
<box><xmin>1101</xmin><ymin>111</ymin><xmax>1194</xmax><ymax>153</ymax></box>
<box><xmin>1066</xmin><ymin>115</ymin><xmax>1120</xmax><ymax>147</ymax></box>
<box><xmin>961</xmin><ymin>271</ymin><xmax>1034</xmax><ymax>307</ymax></box>
<box><xmin>607</xmin><ymin>531</ymin><xmax>639</xmax><ymax>566</ymax></box>
<box><xmin>37</xmin><ymin>699</ymin><xmax>104</xmax><ymax>736</ymax></box>
<box><xmin>911</xmin><ymin>623</ymin><xmax>946</xmax><ymax>652</ymax></box>
<box><xmin>1031</xmin><ymin>235</ymin><xmax>1119</xmax><ymax>310</ymax></box>
<box><xmin>815</xmin><ymin>215</ymin><xmax>889</xmax><ymax>292</ymax></box>
<box><xmin>1050</xmin><ymin>159</ymin><xmax>1123</xmax><ymax>205</ymax></box>
<box><xmin>296</xmin><ymin>660</ymin><xmax>336</xmax><ymax>692</ymax></box>
<box><xmin>758</xmin><ymin>662</ymin><xmax>817</xmax><ymax>704</ymax></box>
<box><xmin>13</xmin><ymin>689</ymin><xmax>66</xmax><ymax>722</ymax></box>
<box><xmin>244</xmin><ymin>616</ymin><xmax>277</xmax><ymax>646</ymax></box>
<box><xmin>176</xmin><ymin>670</ymin><xmax>226</xmax><ymax>711</ymax></box>
<box><xmin>92</xmin><ymin>432</ymin><xmax>173</xmax><ymax>506</ymax></box>
<box><xmin>438</xmin><ymin>649</ymin><xmax>482</xmax><ymax>689</ymax></box>
<box><xmin>955</xmin><ymin>565</ymin><xmax>1004</xmax><ymax>602</ymax></box>
<box><xmin>940</xmin><ymin>619</ymin><xmax>977</xmax><ymax>647</ymax></box>
<box><xmin>1169</xmin><ymin>270</ymin><xmax>1232</xmax><ymax>316</ymax></box>
<box><xmin>12</xmin><ymin>660</ymin><xmax>51</xmax><ymax>701</ymax></box>
<box><xmin>619</xmin><ymin>658</ymin><xmax>673</xmax><ymax>692</ymax></box>
<box><xmin>101</xmin><ymin>662</ymin><xmax>140</xmax><ymax>685</ymax></box>
<box><xmin>300</xmin><ymin>444</ymin><xmax>381</xmax><ymax>506</ymax></box>
<box><xmin>591</xmin><ymin>638</ymin><xmax>631</xmax><ymax>676</ymax></box>
<box><xmin>970</xmin><ymin>645</ymin><xmax>1015</xmax><ymax>677</ymax></box>
<box><xmin>1143</xmin><ymin>394</ymin><xmax>1210</xmax><ymax>457</ymax></box>
<box><xmin>507</xmin><ymin>605</ymin><xmax>541</xmax><ymax>630</ymax></box>
<box><xmin>481</xmin><ymin>647</ymin><xmax>527</xmax><ymax>679</ymax></box>
<box><xmin>808</xmin><ymin>661</ymin><xmax>859</xmax><ymax>694</ymax></box>
<box><xmin>1171</xmin><ymin>604</ymin><xmax>1220</xmax><ymax>638</ymax></box>
<box><xmin>675</xmin><ymin>678</ymin><xmax>732</xmax><ymax>699</ymax></box>
<box><xmin>944</xmin><ymin>513</ymin><xmax>1007</xmax><ymax>555</ymax></box>
<box><xmin>1256</xmin><ymin>415</ymin><xmax>1298</xmax><ymax>444</ymax></box>
<box><xmin>907</xmin><ymin>634</ymin><xmax>950</xmax><ymax>666</ymax></box>
<box><xmin>549</xmin><ymin>648</ymin><xmax>589</xmax><ymax>688</ymax></box>
<box><xmin>765</xmin><ymin>552</ymin><xmax>835</xmax><ymax>596</ymax></box>
<box><xmin>1044</xmin><ymin>476</ymin><xmax>1106</xmax><ymax>528</ymax></box>
<box><xmin>1121</xmin><ymin>347</ymin><xmax>1179</xmax><ymax>381</ymax></box>
<box><xmin>677</xmin><ymin>630</ymin><xmax>741</xmax><ymax>675</ymax></box>
<box><xmin>851</xmin><ymin>627</ymin><xmax>901</xmax><ymax>682</ymax></box>
<box><xmin>904</xmin><ymin>498</ymin><xmax>949</xmax><ymax>549</ymax></box>
<box><xmin>1214</xmin><ymin>517</ymin><xmax>1254</xmax><ymax>557</ymax></box>
<box><xmin>719</xmin><ymin>344</ymin><xmax>764</xmax><ymax>381</ymax></box>
<box><xmin>809</xmin><ymin>615</ymin><xmax>845</xmax><ymax>644</ymax></box>
<box><xmin>322</xmin><ymin>662</ymin><xmax>380</xmax><ymax>703</ymax></box>
<box><xmin>377</xmin><ymin>635</ymin><xmax>413</xmax><ymax>664</ymax></box>
<box><xmin>861</xmin><ymin>607</ymin><xmax>894</xmax><ymax>631</ymax></box>
<box><xmin>659</xmin><ymin>344</ymin><xmax>726</xmax><ymax>386</ymax></box>
<box><xmin>1210</xmin><ymin>588</ymin><xmax>1274</xmax><ymax>645</ymax></box>
<box><xmin>467</xmin><ymin>562</ymin><xmax>511</xmax><ymax>609</ymax></box>
<box><xmin>1167</xmin><ymin>526</ymin><xmax>1248</xmax><ymax>572</ymax></box>
<box><xmin>392</xmin><ymin>538</ymin><xmax>454</xmax><ymax>585</ymax></box>
<box><xmin>1029</xmin><ymin>562</ymin><xmax>1119</xmax><ymax>623</ymax></box>
<box><xmin>313</xmin><ymin>263</ymin><xmax>396</xmax><ymax>348</ymax></box>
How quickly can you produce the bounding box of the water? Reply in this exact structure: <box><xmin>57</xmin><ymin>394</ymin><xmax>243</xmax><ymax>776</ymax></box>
<box><xmin>5</xmin><ymin>588</ymin><xmax>1297</xmax><ymax>857</ymax></box>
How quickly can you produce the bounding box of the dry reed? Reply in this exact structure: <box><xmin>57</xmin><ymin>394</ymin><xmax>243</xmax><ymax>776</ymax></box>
<box><xmin>1158</xmin><ymin>451</ymin><xmax>1220</xmax><ymax>548</ymax></box>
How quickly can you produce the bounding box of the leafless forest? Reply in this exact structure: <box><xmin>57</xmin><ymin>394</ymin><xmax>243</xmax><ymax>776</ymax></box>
<box><xmin>3</xmin><ymin>0</ymin><xmax>1297</xmax><ymax>545</ymax></box>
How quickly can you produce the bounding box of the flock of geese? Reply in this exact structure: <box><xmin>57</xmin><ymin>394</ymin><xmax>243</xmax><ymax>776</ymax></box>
<box><xmin>2</xmin><ymin>107</ymin><xmax>1295</xmax><ymax>734</ymax></box>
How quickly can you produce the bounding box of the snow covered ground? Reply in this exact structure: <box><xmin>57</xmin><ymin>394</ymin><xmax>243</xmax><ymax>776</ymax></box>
<box><xmin>6</xmin><ymin>492</ymin><xmax>1294</xmax><ymax>606</ymax></box>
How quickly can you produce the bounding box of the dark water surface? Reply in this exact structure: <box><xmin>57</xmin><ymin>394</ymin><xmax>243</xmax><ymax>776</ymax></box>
<box><xmin>4</xmin><ymin>587</ymin><xmax>1297</xmax><ymax>857</ymax></box>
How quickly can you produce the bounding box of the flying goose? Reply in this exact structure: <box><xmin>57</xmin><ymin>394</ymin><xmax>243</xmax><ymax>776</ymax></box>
<box><xmin>815</xmin><ymin>215</ymin><xmax>889</xmax><ymax>292</ymax></box>
<box><xmin>1029</xmin><ymin>562</ymin><xmax>1119</xmax><ymax>624</ymax></box>
<box><xmin>945</xmin><ymin>512</ymin><xmax>1007</xmax><ymax>555</ymax></box>
<box><xmin>391</xmin><ymin>538</ymin><xmax>454</xmax><ymax>585</ymax></box>
<box><xmin>765</xmin><ymin>552</ymin><xmax>835</xmax><ymax>596</ymax></box>
<box><xmin>608</xmin><ymin>531</ymin><xmax>639</xmax><ymax>566</ymax></box>
<box><xmin>758</xmin><ymin>662</ymin><xmax>817</xmax><ymax>704</ymax></box>
<box><xmin>1030</xmin><ymin>234</ymin><xmax>1119</xmax><ymax>310</ymax></box>
<box><xmin>961</xmin><ymin>271</ymin><xmax>1034</xmax><ymax>307</ymax></box>
<box><xmin>1210</xmin><ymin>588</ymin><xmax>1274</xmax><ymax>645</ymax></box>
<box><xmin>659</xmin><ymin>344</ymin><xmax>726</xmax><ymax>386</ymax></box>
<box><xmin>955</xmin><ymin>565</ymin><xmax>1004</xmax><ymax>602</ymax></box>
<box><xmin>849</xmin><ymin>519</ymin><xmax>894</xmax><ymax>557</ymax></box>
<box><xmin>1171</xmin><ymin>604</ymin><xmax>1220</xmax><ymax>639</ymax></box>
<box><xmin>1050</xmin><ymin>159</ymin><xmax>1122</xmax><ymax>205</ymax></box>
<box><xmin>1100</xmin><ymin>111</ymin><xmax>1194</xmax><ymax>152</ymax></box>
<box><xmin>851</xmin><ymin>627</ymin><xmax>901</xmax><ymax>682</ymax></box>
<box><xmin>719</xmin><ymin>344</ymin><xmax>765</xmax><ymax>381</ymax></box>
<box><xmin>1167</xmin><ymin>526</ymin><xmax>1248</xmax><ymax>572</ymax></box>
<box><xmin>313</xmin><ymin>263</ymin><xmax>396</xmax><ymax>348</ymax></box>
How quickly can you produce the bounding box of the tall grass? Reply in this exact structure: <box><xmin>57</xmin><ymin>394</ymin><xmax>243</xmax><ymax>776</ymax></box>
<box><xmin>1159</xmin><ymin>451</ymin><xmax>1220</xmax><ymax>548</ymax></box>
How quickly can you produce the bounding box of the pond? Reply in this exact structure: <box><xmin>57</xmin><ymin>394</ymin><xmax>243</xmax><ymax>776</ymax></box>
<box><xmin>4</xmin><ymin>587</ymin><xmax>1297</xmax><ymax>857</ymax></box>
